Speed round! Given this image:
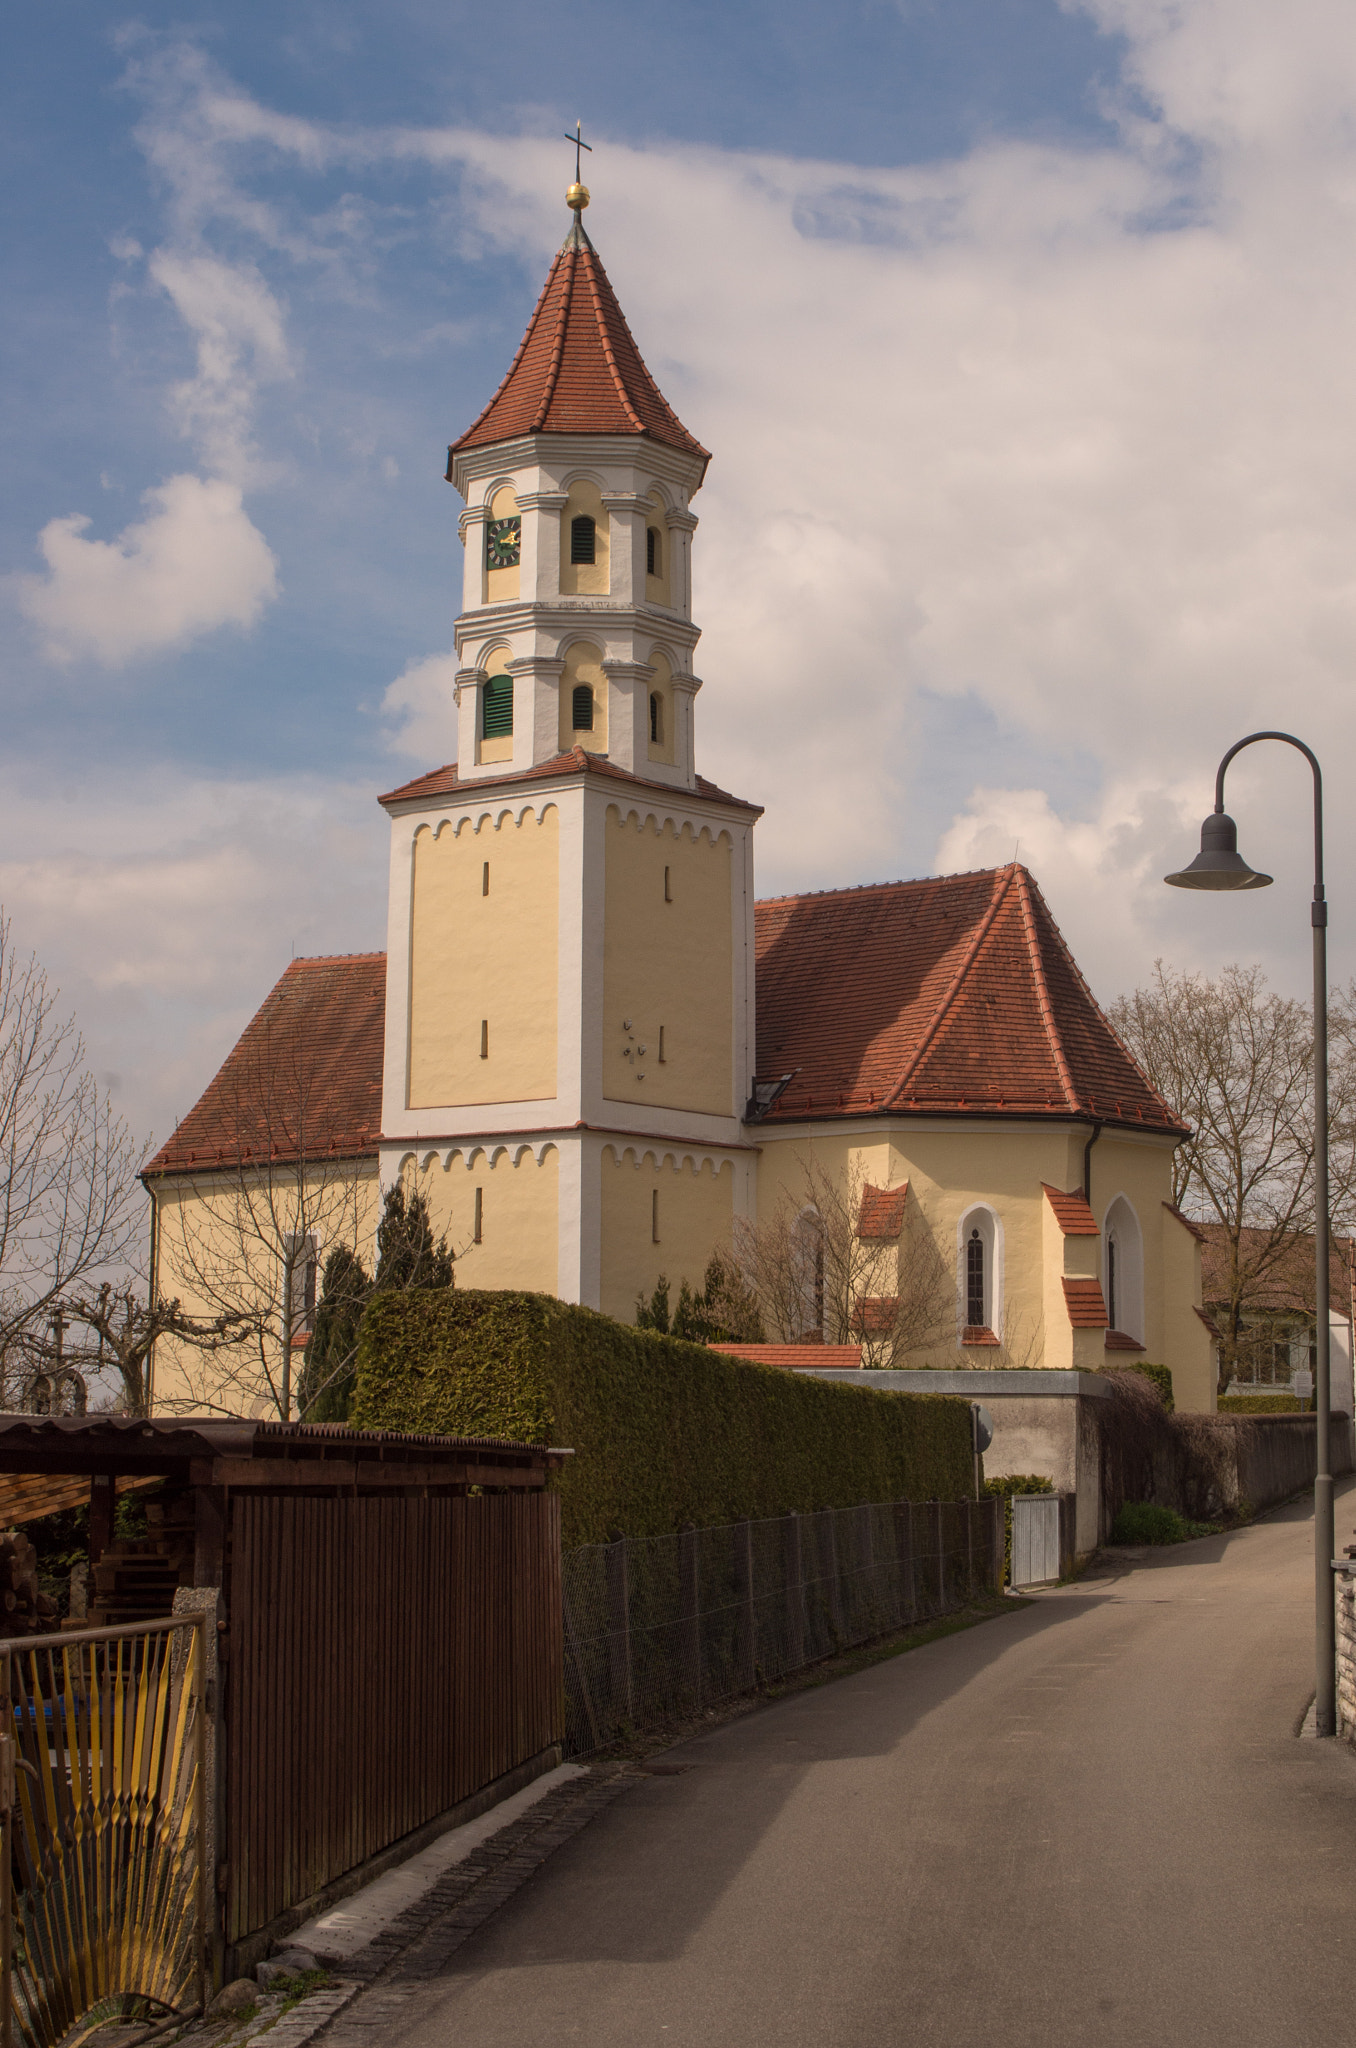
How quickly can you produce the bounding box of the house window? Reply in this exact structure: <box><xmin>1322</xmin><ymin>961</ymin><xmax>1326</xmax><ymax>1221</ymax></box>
<box><xmin>571</xmin><ymin>684</ymin><xmax>594</xmax><ymax>732</ymax></box>
<box><xmin>650</xmin><ymin>692</ymin><xmax>663</xmax><ymax>744</ymax></box>
<box><xmin>570</xmin><ymin>515</ymin><xmax>596</xmax><ymax>564</ymax></box>
<box><xmin>647</xmin><ymin>526</ymin><xmax>661</xmax><ymax>576</ymax></box>
<box><xmin>966</xmin><ymin>1230</ymin><xmax>985</xmax><ymax>1329</ymax></box>
<box><xmin>284</xmin><ymin>1232</ymin><xmax>318</xmax><ymax>1336</ymax></box>
<box><xmin>482</xmin><ymin>673</ymin><xmax>513</xmax><ymax>738</ymax></box>
<box><xmin>473</xmin><ymin>1187</ymin><xmax>483</xmax><ymax>1244</ymax></box>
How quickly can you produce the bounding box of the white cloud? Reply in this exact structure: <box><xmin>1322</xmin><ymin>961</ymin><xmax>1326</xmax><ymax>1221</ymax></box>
<box><xmin>381</xmin><ymin>652</ymin><xmax>460</xmax><ymax>762</ymax></box>
<box><xmin>15</xmin><ymin>474</ymin><xmax>278</xmax><ymax>667</ymax></box>
<box><xmin>148</xmin><ymin>250</ymin><xmax>291</xmax><ymax>481</ymax></box>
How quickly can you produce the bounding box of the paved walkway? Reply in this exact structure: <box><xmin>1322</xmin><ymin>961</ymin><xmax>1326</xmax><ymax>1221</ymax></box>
<box><xmin>343</xmin><ymin>1482</ymin><xmax>1356</xmax><ymax>2048</ymax></box>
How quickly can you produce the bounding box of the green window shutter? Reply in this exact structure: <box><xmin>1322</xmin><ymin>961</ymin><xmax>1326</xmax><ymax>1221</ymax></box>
<box><xmin>570</xmin><ymin>515</ymin><xmax>596</xmax><ymax>565</ymax></box>
<box><xmin>571</xmin><ymin>684</ymin><xmax>594</xmax><ymax>732</ymax></box>
<box><xmin>483</xmin><ymin>673</ymin><xmax>514</xmax><ymax>739</ymax></box>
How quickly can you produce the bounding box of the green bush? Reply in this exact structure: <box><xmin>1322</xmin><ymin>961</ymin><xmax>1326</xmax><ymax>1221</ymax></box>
<box><xmin>1105</xmin><ymin>1362</ymin><xmax>1174</xmax><ymax>1412</ymax></box>
<box><xmin>1109</xmin><ymin>1501</ymin><xmax>1200</xmax><ymax>1545</ymax></box>
<box><xmin>353</xmin><ymin>1289</ymin><xmax>975</xmax><ymax>1545</ymax></box>
<box><xmin>1217</xmin><ymin>1392</ymin><xmax>1300</xmax><ymax>1414</ymax></box>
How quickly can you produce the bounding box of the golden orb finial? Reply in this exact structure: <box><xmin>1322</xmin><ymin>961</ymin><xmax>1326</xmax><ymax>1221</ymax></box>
<box><xmin>567</xmin><ymin>180</ymin><xmax>590</xmax><ymax>213</ymax></box>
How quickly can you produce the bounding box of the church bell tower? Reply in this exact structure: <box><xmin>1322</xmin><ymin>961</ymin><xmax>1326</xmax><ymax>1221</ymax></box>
<box><xmin>378</xmin><ymin>174</ymin><xmax>761</xmax><ymax>1317</ymax></box>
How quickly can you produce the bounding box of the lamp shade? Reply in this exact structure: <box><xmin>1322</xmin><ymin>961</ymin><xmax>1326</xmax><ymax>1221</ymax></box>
<box><xmin>1164</xmin><ymin>810</ymin><xmax>1272</xmax><ymax>891</ymax></box>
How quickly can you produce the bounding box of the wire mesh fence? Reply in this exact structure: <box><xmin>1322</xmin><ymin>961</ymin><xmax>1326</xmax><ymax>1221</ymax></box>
<box><xmin>562</xmin><ymin>1495</ymin><xmax>1002</xmax><ymax>1758</ymax></box>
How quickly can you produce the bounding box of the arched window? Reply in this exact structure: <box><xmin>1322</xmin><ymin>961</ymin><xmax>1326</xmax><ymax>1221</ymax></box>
<box><xmin>1103</xmin><ymin>1196</ymin><xmax>1144</xmax><ymax>1342</ymax></box>
<box><xmin>647</xmin><ymin>526</ymin><xmax>661</xmax><ymax>576</ymax></box>
<box><xmin>966</xmin><ymin>1230</ymin><xmax>985</xmax><ymax>1329</ymax></box>
<box><xmin>570</xmin><ymin>514</ymin><xmax>596</xmax><ymax>565</ymax></box>
<box><xmin>571</xmin><ymin>683</ymin><xmax>594</xmax><ymax>732</ymax></box>
<box><xmin>649</xmin><ymin>692</ymin><xmax>663</xmax><ymax>744</ymax></box>
<box><xmin>482</xmin><ymin>672</ymin><xmax>514</xmax><ymax>738</ymax></box>
<box><xmin>957</xmin><ymin>1206</ymin><xmax>1001</xmax><ymax>1339</ymax></box>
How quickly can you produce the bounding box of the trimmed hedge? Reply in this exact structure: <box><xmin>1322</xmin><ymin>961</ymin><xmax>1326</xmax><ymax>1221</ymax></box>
<box><xmin>1217</xmin><ymin>1392</ymin><xmax>1300</xmax><ymax>1414</ymax></box>
<box><xmin>352</xmin><ymin>1289</ymin><xmax>975</xmax><ymax>1545</ymax></box>
<box><xmin>1105</xmin><ymin>1362</ymin><xmax>1174</xmax><ymax>1412</ymax></box>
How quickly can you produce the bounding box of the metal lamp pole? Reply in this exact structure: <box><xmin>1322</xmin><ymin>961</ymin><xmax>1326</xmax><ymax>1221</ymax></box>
<box><xmin>1165</xmin><ymin>730</ymin><xmax>1334</xmax><ymax>1735</ymax></box>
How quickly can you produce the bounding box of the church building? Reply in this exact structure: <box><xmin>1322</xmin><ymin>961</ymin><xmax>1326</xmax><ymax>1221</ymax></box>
<box><xmin>143</xmin><ymin>179</ymin><xmax>1215</xmax><ymax>1414</ymax></box>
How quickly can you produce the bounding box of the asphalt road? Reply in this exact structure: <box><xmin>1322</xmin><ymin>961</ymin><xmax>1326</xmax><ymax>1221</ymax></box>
<box><xmin>399</xmin><ymin>1485</ymin><xmax>1356</xmax><ymax>2047</ymax></box>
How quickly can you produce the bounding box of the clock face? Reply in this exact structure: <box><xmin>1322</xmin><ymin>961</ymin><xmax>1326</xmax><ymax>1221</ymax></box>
<box><xmin>486</xmin><ymin>516</ymin><xmax>521</xmax><ymax>569</ymax></box>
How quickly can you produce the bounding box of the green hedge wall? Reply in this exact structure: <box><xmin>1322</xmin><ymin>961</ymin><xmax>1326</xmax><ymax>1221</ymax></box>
<box><xmin>353</xmin><ymin>1289</ymin><xmax>975</xmax><ymax>1545</ymax></box>
<box><xmin>1217</xmin><ymin>1392</ymin><xmax>1300</xmax><ymax>1414</ymax></box>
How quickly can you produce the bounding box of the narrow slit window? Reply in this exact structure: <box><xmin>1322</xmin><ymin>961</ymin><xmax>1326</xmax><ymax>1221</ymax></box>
<box><xmin>649</xmin><ymin>692</ymin><xmax>662</xmax><ymax>744</ymax></box>
<box><xmin>482</xmin><ymin>673</ymin><xmax>513</xmax><ymax>738</ymax></box>
<box><xmin>966</xmin><ymin>1229</ymin><xmax>985</xmax><ymax>1328</ymax></box>
<box><xmin>570</xmin><ymin>514</ymin><xmax>596</xmax><ymax>564</ymax></box>
<box><xmin>480</xmin><ymin>1019</ymin><xmax>489</xmax><ymax>1060</ymax></box>
<box><xmin>647</xmin><ymin>526</ymin><xmax>660</xmax><ymax>576</ymax></box>
<box><xmin>482</xmin><ymin>861</ymin><xmax>490</xmax><ymax>897</ymax></box>
<box><xmin>658</xmin><ymin>1025</ymin><xmax>666</xmax><ymax>1064</ymax></box>
<box><xmin>1107</xmin><ymin>1236</ymin><xmax>1118</xmax><ymax>1331</ymax></box>
<box><xmin>652</xmin><ymin>1188</ymin><xmax>660</xmax><ymax>1244</ymax></box>
<box><xmin>473</xmin><ymin>1187</ymin><xmax>483</xmax><ymax>1244</ymax></box>
<box><xmin>664</xmin><ymin>865</ymin><xmax>672</xmax><ymax>903</ymax></box>
<box><xmin>571</xmin><ymin>683</ymin><xmax>594</xmax><ymax>732</ymax></box>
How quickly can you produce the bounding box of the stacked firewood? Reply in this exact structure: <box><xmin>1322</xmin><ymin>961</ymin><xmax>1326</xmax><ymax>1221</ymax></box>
<box><xmin>0</xmin><ymin>1532</ymin><xmax>57</xmax><ymax>1635</ymax></box>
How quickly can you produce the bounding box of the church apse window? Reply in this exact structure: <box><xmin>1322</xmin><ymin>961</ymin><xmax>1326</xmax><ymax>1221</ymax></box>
<box><xmin>570</xmin><ymin>515</ymin><xmax>596</xmax><ymax>564</ymax></box>
<box><xmin>966</xmin><ymin>1231</ymin><xmax>985</xmax><ymax>1330</ymax></box>
<box><xmin>482</xmin><ymin>673</ymin><xmax>513</xmax><ymax>739</ymax></box>
<box><xmin>571</xmin><ymin>684</ymin><xmax>594</xmax><ymax>732</ymax></box>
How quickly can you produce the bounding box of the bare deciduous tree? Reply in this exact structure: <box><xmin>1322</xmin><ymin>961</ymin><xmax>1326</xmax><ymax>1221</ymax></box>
<box><xmin>1108</xmin><ymin>960</ymin><xmax>1356</xmax><ymax>1391</ymax></box>
<box><xmin>734</xmin><ymin>1153</ymin><xmax>956</xmax><ymax>1365</ymax></box>
<box><xmin>0</xmin><ymin>917</ymin><xmax>143</xmax><ymax>1368</ymax></box>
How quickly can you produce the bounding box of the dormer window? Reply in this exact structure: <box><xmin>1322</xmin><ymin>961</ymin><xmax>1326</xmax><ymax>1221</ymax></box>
<box><xmin>571</xmin><ymin>683</ymin><xmax>594</xmax><ymax>732</ymax></box>
<box><xmin>570</xmin><ymin>515</ymin><xmax>596</xmax><ymax>565</ymax></box>
<box><xmin>647</xmin><ymin>526</ymin><xmax>661</xmax><ymax>576</ymax></box>
<box><xmin>482</xmin><ymin>672</ymin><xmax>514</xmax><ymax>738</ymax></box>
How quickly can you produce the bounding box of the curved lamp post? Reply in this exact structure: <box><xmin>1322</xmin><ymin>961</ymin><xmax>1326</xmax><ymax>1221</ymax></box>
<box><xmin>1165</xmin><ymin>730</ymin><xmax>1334</xmax><ymax>1735</ymax></box>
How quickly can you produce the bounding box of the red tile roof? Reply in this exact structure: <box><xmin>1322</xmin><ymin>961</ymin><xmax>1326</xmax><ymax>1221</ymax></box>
<box><xmin>708</xmin><ymin>1344</ymin><xmax>863</xmax><ymax>1369</ymax></box>
<box><xmin>961</xmin><ymin>1325</ymin><xmax>1000</xmax><ymax>1347</ymax></box>
<box><xmin>378</xmin><ymin>749</ymin><xmax>761</xmax><ymax>815</ymax></box>
<box><xmin>1104</xmin><ymin>1329</ymin><xmax>1146</xmax><ymax>1352</ymax></box>
<box><xmin>1163</xmin><ymin>1202</ymin><xmax>1206</xmax><ymax>1242</ymax></box>
<box><xmin>143</xmin><ymin>955</ymin><xmax>385</xmax><ymax>1178</ymax></box>
<box><xmin>448</xmin><ymin>220</ymin><xmax>709</xmax><ymax>475</ymax></box>
<box><xmin>857</xmin><ymin>1184</ymin><xmax>908</xmax><ymax>1239</ymax></box>
<box><xmin>1063</xmin><ymin>1278</ymin><xmax>1109</xmax><ymax>1329</ymax></box>
<box><xmin>753</xmin><ymin>864</ymin><xmax>1187</xmax><ymax>1135</ymax></box>
<box><xmin>1043</xmin><ymin>1184</ymin><xmax>1099</xmax><ymax>1235</ymax></box>
<box><xmin>1198</xmin><ymin>1224</ymin><xmax>1355</xmax><ymax>1319</ymax></box>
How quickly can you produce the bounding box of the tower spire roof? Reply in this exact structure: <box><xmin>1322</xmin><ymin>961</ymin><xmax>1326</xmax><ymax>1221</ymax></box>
<box><xmin>447</xmin><ymin>215</ymin><xmax>710</xmax><ymax>476</ymax></box>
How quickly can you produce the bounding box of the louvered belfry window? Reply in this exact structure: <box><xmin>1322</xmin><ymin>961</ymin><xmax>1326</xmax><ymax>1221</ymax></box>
<box><xmin>966</xmin><ymin>1230</ymin><xmax>985</xmax><ymax>1327</ymax></box>
<box><xmin>482</xmin><ymin>673</ymin><xmax>513</xmax><ymax>738</ymax></box>
<box><xmin>570</xmin><ymin>514</ymin><xmax>596</xmax><ymax>564</ymax></box>
<box><xmin>571</xmin><ymin>684</ymin><xmax>594</xmax><ymax>732</ymax></box>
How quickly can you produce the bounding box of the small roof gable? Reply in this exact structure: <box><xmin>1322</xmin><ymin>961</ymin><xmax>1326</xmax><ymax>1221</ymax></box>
<box><xmin>857</xmin><ymin>1184</ymin><xmax>909</xmax><ymax>1240</ymax></box>
<box><xmin>753</xmin><ymin>864</ymin><xmax>1186</xmax><ymax>1135</ymax></box>
<box><xmin>1043</xmin><ymin>1184</ymin><xmax>1099</xmax><ymax>1235</ymax></box>
<box><xmin>448</xmin><ymin>220</ymin><xmax>709</xmax><ymax>474</ymax></box>
<box><xmin>143</xmin><ymin>954</ymin><xmax>385</xmax><ymax>1178</ymax></box>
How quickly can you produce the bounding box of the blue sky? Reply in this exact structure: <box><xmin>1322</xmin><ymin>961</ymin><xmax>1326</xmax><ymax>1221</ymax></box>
<box><xmin>4</xmin><ymin>0</ymin><xmax>1356</xmax><ymax>1146</ymax></box>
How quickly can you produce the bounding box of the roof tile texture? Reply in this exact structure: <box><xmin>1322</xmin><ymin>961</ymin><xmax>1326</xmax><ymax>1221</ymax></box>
<box><xmin>143</xmin><ymin>955</ymin><xmax>385</xmax><ymax>1177</ymax></box>
<box><xmin>857</xmin><ymin>1184</ymin><xmax>909</xmax><ymax>1240</ymax></box>
<box><xmin>449</xmin><ymin>224</ymin><xmax>709</xmax><ymax>469</ymax></box>
<box><xmin>754</xmin><ymin>864</ymin><xmax>1185</xmax><ymax>1135</ymax></box>
<box><xmin>1063</xmin><ymin>1278</ymin><xmax>1109</xmax><ymax>1329</ymax></box>
<box><xmin>707</xmin><ymin>1344</ymin><xmax>864</xmax><ymax>1370</ymax></box>
<box><xmin>378</xmin><ymin>749</ymin><xmax>760</xmax><ymax>814</ymax></box>
<box><xmin>1042</xmin><ymin>1184</ymin><xmax>1099</xmax><ymax>1235</ymax></box>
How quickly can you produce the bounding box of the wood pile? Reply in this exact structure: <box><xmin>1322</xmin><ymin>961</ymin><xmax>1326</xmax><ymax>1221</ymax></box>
<box><xmin>0</xmin><ymin>1533</ymin><xmax>58</xmax><ymax>1635</ymax></box>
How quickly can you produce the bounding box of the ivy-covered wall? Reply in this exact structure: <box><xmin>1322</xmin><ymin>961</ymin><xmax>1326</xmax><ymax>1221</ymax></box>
<box><xmin>353</xmin><ymin>1289</ymin><xmax>975</xmax><ymax>1545</ymax></box>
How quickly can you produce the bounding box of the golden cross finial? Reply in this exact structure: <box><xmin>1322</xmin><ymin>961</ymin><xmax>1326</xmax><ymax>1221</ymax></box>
<box><xmin>563</xmin><ymin>121</ymin><xmax>592</xmax><ymax>213</ymax></box>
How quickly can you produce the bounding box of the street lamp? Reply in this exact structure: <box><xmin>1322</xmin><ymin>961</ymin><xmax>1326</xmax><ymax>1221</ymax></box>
<box><xmin>1165</xmin><ymin>730</ymin><xmax>1335</xmax><ymax>1735</ymax></box>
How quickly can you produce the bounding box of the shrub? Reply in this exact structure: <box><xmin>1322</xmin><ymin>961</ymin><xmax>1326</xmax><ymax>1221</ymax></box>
<box><xmin>1105</xmin><ymin>1362</ymin><xmax>1174</xmax><ymax>1412</ymax></box>
<box><xmin>353</xmin><ymin>1289</ymin><xmax>975</xmax><ymax>1545</ymax></box>
<box><xmin>1110</xmin><ymin>1501</ymin><xmax>1194</xmax><ymax>1545</ymax></box>
<box><xmin>1217</xmin><ymin>1392</ymin><xmax>1300</xmax><ymax>1414</ymax></box>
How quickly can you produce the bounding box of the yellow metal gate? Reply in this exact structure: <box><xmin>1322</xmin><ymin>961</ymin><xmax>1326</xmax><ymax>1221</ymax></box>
<box><xmin>0</xmin><ymin>1617</ymin><xmax>207</xmax><ymax>2048</ymax></box>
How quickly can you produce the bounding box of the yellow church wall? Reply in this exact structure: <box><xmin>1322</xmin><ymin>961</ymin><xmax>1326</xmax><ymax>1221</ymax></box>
<box><xmin>484</xmin><ymin>485</ymin><xmax>520</xmax><ymax>605</ymax></box>
<box><xmin>408</xmin><ymin>1145</ymin><xmax>560</xmax><ymax>1294</ymax></box>
<box><xmin>408</xmin><ymin>805</ymin><xmax>559</xmax><ymax>1109</ymax></box>
<box><xmin>147</xmin><ymin>1158</ymin><xmax>380</xmax><ymax>1416</ymax></box>
<box><xmin>559</xmin><ymin>642</ymin><xmax>608</xmax><ymax>755</ymax></box>
<box><xmin>601</xmin><ymin>808</ymin><xmax>733</xmax><ymax>1116</ymax></box>
<box><xmin>559</xmin><ymin>480</ymin><xmax>609</xmax><ymax>596</ymax></box>
<box><xmin>599</xmin><ymin>1146</ymin><xmax>735</xmax><ymax>1324</ymax></box>
<box><xmin>1160</xmin><ymin>1204</ymin><xmax>1215</xmax><ymax>1412</ymax></box>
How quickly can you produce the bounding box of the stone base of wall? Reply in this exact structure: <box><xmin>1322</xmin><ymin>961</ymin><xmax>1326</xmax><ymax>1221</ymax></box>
<box><xmin>1338</xmin><ymin>1575</ymin><xmax>1356</xmax><ymax>1740</ymax></box>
